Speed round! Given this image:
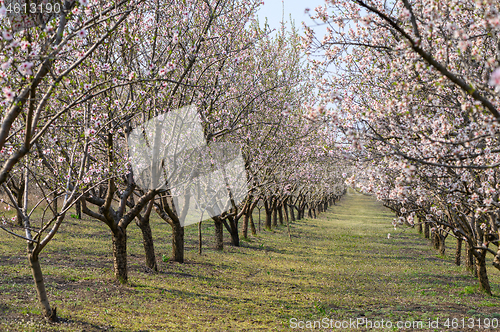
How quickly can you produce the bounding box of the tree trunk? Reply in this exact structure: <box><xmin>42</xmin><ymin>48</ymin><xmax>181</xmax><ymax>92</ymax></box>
<box><xmin>287</xmin><ymin>209</ymin><xmax>291</xmax><ymax>241</ymax></box>
<box><xmin>249</xmin><ymin>213</ymin><xmax>257</xmax><ymax>236</ymax></box>
<box><xmin>438</xmin><ymin>234</ymin><xmax>445</xmax><ymax>255</ymax></box>
<box><xmin>28</xmin><ymin>251</ymin><xmax>56</xmax><ymax>321</ymax></box>
<box><xmin>283</xmin><ymin>202</ymin><xmax>289</xmax><ymax>223</ymax></box>
<box><xmin>272</xmin><ymin>206</ymin><xmax>278</xmax><ymax>227</ymax></box>
<box><xmin>242</xmin><ymin>211</ymin><xmax>250</xmax><ymax>239</ymax></box>
<box><xmin>278</xmin><ymin>204</ymin><xmax>283</xmax><ymax>225</ymax></box>
<box><xmin>16</xmin><ymin>180</ymin><xmax>24</xmax><ymax>226</ymax></box>
<box><xmin>172</xmin><ymin>222</ymin><xmax>184</xmax><ymax>263</ymax></box>
<box><xmin>52</xmin><ymin>193</ymin><xmax>58</xmax><ymax>218</ymax></box>
<box><xmin>476</xmin><ymin>251</ymin><xmax>491</xmax><ymax>295</ymax></box>
<box><xmin>214</xmin><ymin>218</ymin><xmax>224</xmax><ymax>250</ymax></box>
<box><xmin>289</xmin><ymin>205</ymin><xmax>296</xmax><ymax>222</ymax></box>
<box><xmin>299</xmin><ymin>205</ymin><xmax>306</xmax><ymax>219</ymax></box>
<box><xmin>75</xmin><ymin>198</ymin><xmax>82</xmax><ymax>219</ymax></box>
<box><xmin>226</xmin><ymin>217</ymin><xmax>240</xmax><ymax>247</ymax></box>
<box><xmin>257</xmin><ymin>207</ymin><xmax>262</xmax><ymax>232</ymax></box>
<box><xmin>493</xmin><ymin>231</ymin><xmax>500</xmax><ymax>271</ymax></box>
<box><xmin>198</xmin><ymin>221</ymin><xmax>202</xmax><ymax>255</ymax></box>
<box><xmin>455</xmin><ymin>238</ymin><xmax>462</xmax><ymax>266</ymax></box>
<box><xmin>465</xmin><ymin>241</ymin><xmax>473</xmax><ymax>271</ymax></box>
<box><xmin>431</xmin><ymin>231</ymin><xmax>440</xmax><ymax>251</ymax></box>
<box><xmin>264</xmin><ymin>200</ymin><xmax>272</xmax><ymax>230</ymax></box>
<box><xmin>424</xmin><ymin>222</ymin><xmax>429</xmax><ymax>239</ymax></box>
<box><xmin>112</xmin><ymin>228</ymin><xmax>128</xmax><ymax>284</ymax></box>
<box><xmin>137</xmin><ymin>217</ymin><xmax>157</xmax><ymax>271</ymax></box>
<box><xmin>417</xmin><ymin>218</ymin><xmax>422</xmax><ymax>234</ymax></box>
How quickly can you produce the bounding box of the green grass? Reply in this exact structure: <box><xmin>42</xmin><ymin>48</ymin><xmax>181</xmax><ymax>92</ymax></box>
<box><xmin>1</xmin><ymin>190</ymin><xmax>500</xmax><ymax>331</ymax></box>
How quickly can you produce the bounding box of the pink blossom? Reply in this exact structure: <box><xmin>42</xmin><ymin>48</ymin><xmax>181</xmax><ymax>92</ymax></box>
<box><xmin>3</xmin><ymin>87</ymin><xmax>14</xmax><ymax>101</ymax></box>
<box><xmin>2</xmin><ymin>31</ymin><xmax>12</xmax><ymax>41</ymax></box>
<box><xmin>162</xmin><ymin>62</ymin><xmax>175</xmax><ymax>74</ymax></box>
<box><xmin>19</xmin><ymin>62</ymin><xmax>33</xmax><ymax>75</ymax></box>
<box><xmin>1</xmin><ymin>61</ymin><xmax>11</xmax><ymax>70</ymax></box>
<box><xmin>20</xmin><ymin>40</ymin><xmax>30</xmax><ymax>50</ymax></box>
<box><xmin>489</xmin><ymin>67</ymin><xmax>500</xmax><ymax>89</ymax></box>
<box><xmin>77</xmin><ymin>29</ymin><xmax>88</xmax><ymax>38</ymax></box>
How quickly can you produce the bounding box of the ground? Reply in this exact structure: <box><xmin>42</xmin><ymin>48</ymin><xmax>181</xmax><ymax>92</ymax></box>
<box><xmin>1</xmin><ymin>190</ymin><xmax>500</xmax><ymax>331</ymax></box>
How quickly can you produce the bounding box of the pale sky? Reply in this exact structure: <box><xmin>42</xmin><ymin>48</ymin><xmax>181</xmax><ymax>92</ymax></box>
<box><xmin>256</xmin><ymin>0</ymin><xmax>328</xmax><ymax>34</ymax></box>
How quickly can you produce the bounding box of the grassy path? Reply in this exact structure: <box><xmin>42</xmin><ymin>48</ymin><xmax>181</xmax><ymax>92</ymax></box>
<box><xmin>1</xmin><ymin>190</ymin><xmax>500</xmax><ymax>331</ymax></box>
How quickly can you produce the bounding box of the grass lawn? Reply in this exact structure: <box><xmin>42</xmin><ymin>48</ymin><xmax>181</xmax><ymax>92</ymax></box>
<box><xmin>1</xmin><ymin>190</ymin><xmax>500</xmax><ymax>331</ymax></box>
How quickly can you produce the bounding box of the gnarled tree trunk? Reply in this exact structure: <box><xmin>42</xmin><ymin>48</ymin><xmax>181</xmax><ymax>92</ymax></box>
<box><xmin>475</xmin><ymin>250</ymin><xmax>491</xmax><ymax>295</ymax></box>
<box><xmin>224</xmin><ymin>216</ymin><xmax>240</xmax><ymax>247</ymax></box>
<box><xmin>137</xmin><ymin>216</ymin><xmax>157</xmax><ymax>271</ymax></box>
<box><xmin>112</xmin><ymin>227</ymin><xmax>128</xmax><ymax>284</ymax></box>
<box><xmin>465</xmin><ymin>241</ymin><xmax>477</xmax><ymax>276</ymax></box>
<box><xmin>438</xmin><ymin>234</ymin><xmax>445</xmax><ymax>256</ymax></box>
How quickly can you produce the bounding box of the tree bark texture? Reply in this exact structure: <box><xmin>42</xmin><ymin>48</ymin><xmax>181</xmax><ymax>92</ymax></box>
<box><xmin>137</xmin><ymin>217</ymin><xmax>157</xmax><ymax>271</ymax></box>
<box><xmin>214</xmin><ymin>218</ymin><xmax>224</xmax><ymax>250</ymax></box>
<box><xmin>172</xmin><ymin>222</ymin><xmax>184</xmax><ymax>263</ymax></box>
<box><xmin>112</xmin><ymin>228</ymin><xmax>128</xmax><ymax>284</ymax></box>
<box><xmin>28</xmin><ymin>252</ymin><xmax>56</xmax><ymax>321</ymax></box>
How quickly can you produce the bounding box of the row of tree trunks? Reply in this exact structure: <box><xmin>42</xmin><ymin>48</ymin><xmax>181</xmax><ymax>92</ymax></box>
<box><xmin>421</xmin><ymin>219</ymin><xmax>492</xmax><ymax>295</ymax></box>
<box><xmin>242</xmin><ymin>198</ymin><xmax>259</xmax><ymax>239</ymax></box>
